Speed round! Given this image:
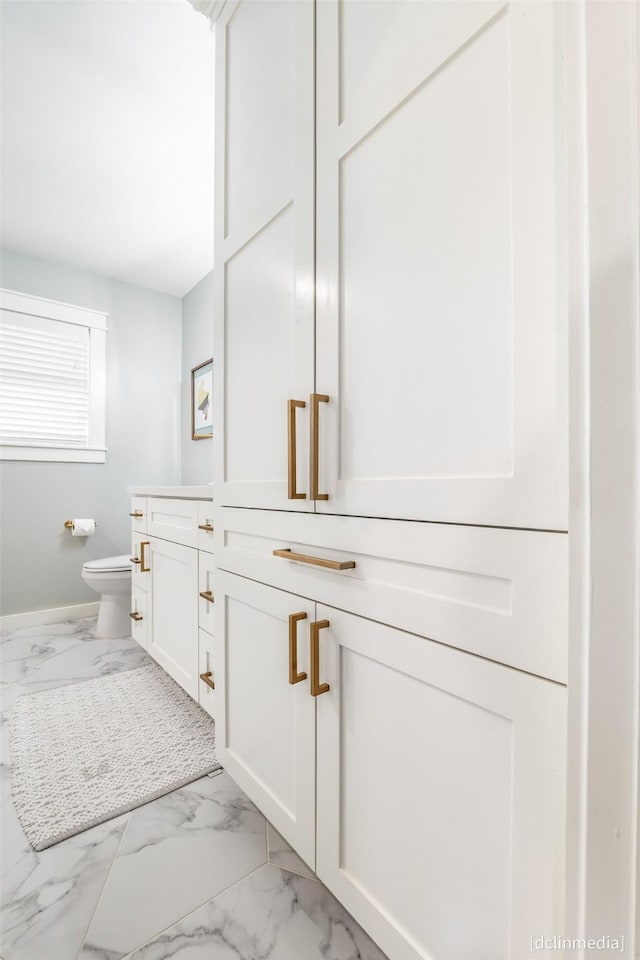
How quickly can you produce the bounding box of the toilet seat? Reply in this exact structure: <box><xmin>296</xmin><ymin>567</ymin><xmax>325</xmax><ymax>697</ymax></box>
<box><xmin>82</xmin><ymin>555</ymin><xmax>131</xmax><ymax>574</ymax></box>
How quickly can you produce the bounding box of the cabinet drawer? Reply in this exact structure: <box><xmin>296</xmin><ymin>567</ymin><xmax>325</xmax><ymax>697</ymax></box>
<box><xmin>129</xmin><ymin>496</ymin><xmax>147</xmax><ymax>534</ymax></box>
<box><xmin>198</xmin><ymin>629</ymin><xmax>216</xmax><ymax>719</ymax></box>
<box><xmin>146</xmin><ymin>498</ymin><xmax>199</xmax><ymax>547</ymax></box>
<box><xmin>197</xmin><ymin>501</ymin><xmax>215</xmax><ymax>553</ymax></box>
<box><xmin>129</xmin><ymin>586</ymin><xmax>147</xmax><ymax>650</ymax></box>
<box><xmin>198</xmin><ymin>552</ymin><xmax>216</xmax><ymax>634</ymax></box>
<box><xmin>130</xmin><ymin>533</ymin><xmax>151</xmax><ymax>593</ymax></box>
<box><xmin>217</xmin><ymin>507</ymin><xmax>568</xmax><ymax>683</ymax></box>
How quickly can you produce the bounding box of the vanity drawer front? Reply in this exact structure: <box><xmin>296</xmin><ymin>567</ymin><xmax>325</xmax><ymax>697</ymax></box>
<box><xmin>198</xmin><ymin>552</ymin><xmax>215</xmax><ymax>635</ymax></box>
<box><xmin>130</xmin><ymin>533</ymin><xmax>151</xmax><ymax>592</ymax></box>
<box><xmin>129</xmin><ymin>496</ymin><xmax>147</xmax><ymax>534</ymax></box>
<box><xmin>129</xmin><ymin>586</ymin><xmax>147</xmax><ymax>650</ymax></box>
<box><xmin>197</xmin><ymin>501</ymin><xmax>216</xmax><ymax>553</ymax></box>
<box><xmin>146</xmin><ymin>498</ymin><xmax>199</xmax><ymax>547</ymax></box>
<box><xmin>198</xmin><ymin>629</ymin><xmax>216</xmax><ymax>719</ymax></box>
<box><xmin>217</xmin><ymin>508</ymin><xmax>568</xmax><ymax>683</ymax></box>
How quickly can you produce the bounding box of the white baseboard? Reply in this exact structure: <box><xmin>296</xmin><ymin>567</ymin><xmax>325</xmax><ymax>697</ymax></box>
<box><xmin>0</xmin><ymin>602</ymin><xmax>100</xmax><ymax>634</ymax></box>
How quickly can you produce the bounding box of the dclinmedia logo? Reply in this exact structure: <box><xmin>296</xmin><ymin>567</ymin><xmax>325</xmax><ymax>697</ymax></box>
<box><xmin>530</xmin><ymin>936</ymin><xmax>625</xmax><ymax>953</ymax></box>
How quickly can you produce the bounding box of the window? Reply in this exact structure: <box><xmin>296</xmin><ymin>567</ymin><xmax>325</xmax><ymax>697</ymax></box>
<box><xmin>0</xmin><ymin>289</ymin><xmax>107</xmax><ymax>463</ymax></box>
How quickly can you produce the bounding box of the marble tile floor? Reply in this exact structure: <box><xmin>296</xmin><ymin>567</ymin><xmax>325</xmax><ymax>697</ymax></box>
<box><xmin>0</xmin><ymin>618</ymin><xmax>388</xmax><ymax>960</ymax></box>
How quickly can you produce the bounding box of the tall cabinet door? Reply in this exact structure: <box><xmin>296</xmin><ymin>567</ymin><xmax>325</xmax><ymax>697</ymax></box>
<box><xmin>214</xmin><ymin>0</ymin><xmax>315</xmax><ymax>511</ymax></box>
<box><xmin>315</xmin><ymin>606</ymin><xmax>566</xmax><ymax>960</ymax></box>
<box><xmin>315</xmin><ymin>1</ymin><xmax>568</xmax><ymax>530</ymax></box>
<box><xmin>215</xmin><ymin>571</ymin><xmax>316</xmax><ymax>868</ymax></box>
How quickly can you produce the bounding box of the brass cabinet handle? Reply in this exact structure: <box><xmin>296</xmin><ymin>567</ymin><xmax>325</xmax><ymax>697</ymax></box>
<box><xmin>140</xmin><ymin>541</ymin><xmax>150</xmax><ymax>573</ymax></box>
<box><xmin>310</xmin><ymin>619</ymin><xmax>330</xmax><ymax>696</ymax></box>
<box><xmin>310</xmin><ymin>393</ymin><xmax>329</xmax><ymax>501</ymax></box>
<box><xmin>200</xmin><ymin>590</ymin><xmax>215</xmax><ymax>603</ymax></box>
<box><xmin>273</xmin><ymin>548</ymin><xmax>355</xmax><ymax>571</ymax></box>
<box><xmin>129</xmin><ymin>511</ymin><xmax>144</xmax><ymax>518</ymax></box>
<box><xmin>200</xmin><ymin>671</ymin><xmax>215</xmax><ymax>690</ymax></box>
<box><xmin>198</xmin><ymin>523</ymin><xmax>214</xmax><ymax>532</ymax></box>
<box><xmin>129</xmin><ymin>611</ymin><xmax>143</xmax><ymax>621</ymax></box>
<box><xmin>129</xmin><ymin>557</ymin><xmax>141</xmax><ymax>565</ymax></box>
<box><xmin>288</xmin><ymin>612</ymin><xmax>308</xmax><ymax>685</ymax></box>
<box><xmin>288</xmin><ymin>399</ymin><xmax>307</xmax><ymax>500</ymax></box>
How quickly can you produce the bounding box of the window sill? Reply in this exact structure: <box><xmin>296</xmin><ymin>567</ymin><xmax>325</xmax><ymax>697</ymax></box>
<box><xmin>0</xmin><ymin>446</ymin><xmax>107</xmax><ymax>464</ymax></box>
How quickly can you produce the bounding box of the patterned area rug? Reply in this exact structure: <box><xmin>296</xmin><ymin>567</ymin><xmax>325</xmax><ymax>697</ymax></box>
<box><xmin>9</xmin><ymin>662</ymin><xmax>221</xmax><ymax>850</ymax></box>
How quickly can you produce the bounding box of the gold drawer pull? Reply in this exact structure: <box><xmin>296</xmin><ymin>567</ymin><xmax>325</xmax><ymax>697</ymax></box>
<box><xmin>200</xmin><ymin>590</ymin><xmax>215</xmax><ymax>603</ymax></box>
<box><xmin>288</xmin><ymin>612</ymin><xmax>307</xmax><ymax>685</ymax></box>
<box><xmin>140</xmin><ymin>541</ymin><xmax>150</xmax><ymax>573</ymax></box>
<box><xmin>288</xmin><ymin>398</ymin><xmax>306</xmax><ymax>500</ymax></box>
<box><xmin>129</xmin><ymin>557</ymin><xmax>141</xmax><ymax>565</ymax></box>
<box><xmin>129</xmin><ymin>511</ymin><xmax>144</xmax><ymax>518</ymax></box>
<box><xmin>310</xmin><ymin>619</ymin><xmax>330</xmax><ymax>696</ymax></box>
<box><xmin>200</xmin><ymin>671</ymin><xmax>215</xmax><ymax>690</ymax></box>
<box><xmin>129</xmin><ymin>611</ymin><xmax>143</xmax><ymax>622</ymax></box>
<box><xmin>198</xmin><ymin>523</ymin><xmax>214</xmax><ymax>532</ymax></box>
<box><xmin>310</xmin><ymin>392</ymin><xmax>329</xmax><ymax>501</ymax></box>
<box><xmin>273</xmin><ymin>548</ymin><xmax>355</xmax><ymax>571</ymax></box>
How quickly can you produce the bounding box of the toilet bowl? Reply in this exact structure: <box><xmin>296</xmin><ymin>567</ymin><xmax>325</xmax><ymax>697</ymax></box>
<box><xmin>81</xmin><ymin>555</ymin><xmax>132</xmax><ymax>639</ymax></box>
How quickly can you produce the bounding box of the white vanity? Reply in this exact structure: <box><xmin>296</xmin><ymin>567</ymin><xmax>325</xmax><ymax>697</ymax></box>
<box><xmin>127</xmin><ymin>486</ymin><xmax>216</xmax><ymax>720</ymax></box>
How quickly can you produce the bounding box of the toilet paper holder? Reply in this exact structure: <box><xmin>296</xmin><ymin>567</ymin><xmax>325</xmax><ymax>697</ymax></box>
<box><xmin>64</xmin><ymin>520</ymin><xmax>98</xmax><ymax>529</ymax></box>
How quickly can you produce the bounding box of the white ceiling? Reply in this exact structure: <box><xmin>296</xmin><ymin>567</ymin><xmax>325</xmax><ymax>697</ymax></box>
<box><xmin>0</xmin><ymin>0</ymin><xmax>214</xmax><ymax>298</ymax></box>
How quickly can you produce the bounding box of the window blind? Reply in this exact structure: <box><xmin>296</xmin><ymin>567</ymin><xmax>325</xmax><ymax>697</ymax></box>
<box><xmin>0</xmin><ymin>316</ymin><xmax>90</xmax><ymax>448</ymax></box>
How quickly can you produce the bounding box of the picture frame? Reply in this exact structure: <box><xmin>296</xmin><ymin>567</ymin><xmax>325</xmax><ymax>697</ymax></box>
<box><xmin>191</xmin><ymin>358</ymin><xmax>213</xmax><ymax>440</ymax></box>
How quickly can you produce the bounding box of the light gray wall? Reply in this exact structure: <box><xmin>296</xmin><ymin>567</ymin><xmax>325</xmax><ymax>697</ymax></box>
<box><xmin>181</xmin><ymin>269</ymin><xmax>213</xmax><ymax>484</ymax></box>
<box><xmin>0</xmin><ymin>249</ymin><xmax>182</xmax><ymax>616</ymax></box>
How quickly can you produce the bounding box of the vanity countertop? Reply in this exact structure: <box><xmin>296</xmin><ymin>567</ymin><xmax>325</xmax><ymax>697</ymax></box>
<box><xmin>127</xmin><ymin>485</ymin><xmax>213</xmax><ymax>500</ymax></box>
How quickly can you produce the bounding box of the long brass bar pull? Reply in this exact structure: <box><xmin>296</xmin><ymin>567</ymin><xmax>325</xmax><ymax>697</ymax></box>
<box><xmin>273</xmin><ymin>548</ymin><xmax>355</xmax><ymax>571</ymax></box>
<box><xmin>200</xmin><ymin>671</ymin><xmax>215</xmax><ymax>690</ymax></box>
<box><xmin>288</xmin><ymin>399</ymin><xmax>307</xmax><ymax>500</ymax></box>
<box><xmin>309</xmin><ymin>393</ymin><xmax>329</xmax><ymax>501</ymax></box>
<box><xmin>288</xmin><ymin>612</ymin><xmax>308</xmax><ymax>685</ymax></box>
<box><xmin>310</xmin><ymin>619</ymin><xmax>330</xmax><ymax>696</ymax></box>
<box><xmin>140</xmin><ymin>541</ymin><xmax>150</xmax><ymax>573</ymax></box>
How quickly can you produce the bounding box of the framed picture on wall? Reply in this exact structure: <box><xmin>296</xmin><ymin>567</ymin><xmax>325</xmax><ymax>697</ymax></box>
<box><xmin>191</xmin><ymin>358</ymin><xmax>213</xmax><ymax>440</ymax></box>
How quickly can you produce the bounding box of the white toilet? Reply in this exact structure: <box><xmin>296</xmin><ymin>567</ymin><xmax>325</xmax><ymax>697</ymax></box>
<box><xmin>81</xmin><ymin>555</ymin><xmax>132</xmax><ymax>639</ymax></box>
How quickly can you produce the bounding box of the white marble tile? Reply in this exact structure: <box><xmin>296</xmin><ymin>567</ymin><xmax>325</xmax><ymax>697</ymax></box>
<box><xmin>122</xmin><ymin>863</ymin><xmax>390</xmax><ymax>960</ymax></box>
<box><xmin>0</xmin><ymin>794</ymin><xmax>128</xmax><ymax>960</ymax></box>
<box><xmin>266</xmin><ymin>822</ymin><xmax>316</xmax><ymax>880</ymax></box>
<box><xmin>0</xmin><ymin>618</ymin><xmax>154</xmax><ymax>960</ymax></box>
<box><xmin>80</xmin><ymin>772</ymin><xmax>268</xmax><ymax>960</ymax></box>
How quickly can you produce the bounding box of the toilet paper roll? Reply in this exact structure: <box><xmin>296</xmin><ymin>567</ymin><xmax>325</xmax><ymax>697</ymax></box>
<box><xmin>71</xmin><ymin>519</ymin><xmax>96</xmax><ymax>537</ymax></box>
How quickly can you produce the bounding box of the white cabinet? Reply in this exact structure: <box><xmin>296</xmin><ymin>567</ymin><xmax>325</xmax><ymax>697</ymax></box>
<box><xmin>129</xmin><ymin>495</ymin><xmax>216</xmax><ymax>704</ymax></box>
<box><xmin>315</xmin><ymin>606</ymin><xmax>566</xmax><ymax>960</ymax></box>
<box><xmin>213</xmin><ymin>0</ymin><xmax>315</xmax><ymax>512</ymax></box>
<box><xmin>198</xmin><ymin>629</ymin><xmax>216</xmax><ymax>720</ymax></box>
<box><xmin>215</xmin><ymin>572</ymin><xmax>316</xmax><ymax>867</ymax></box>
<box><xmin>197</xmin><ymin>501</ymin><xmax>215</xmax><ymax>553</ymax></box>
<box><xmin>210</xmin><ymin>2</ymin><xmax>571</xmax><ymax>957</ymax></box>
<box><xmin>147</xmin><ymin>536</ymin><xmax>199</xmax><ymax>699</ymax></box>
<box><xmin>214</xmin><ymin>570</ymin><xmax>566</xmax><ymax>960</ymax></box>
<box><xmin>214</xmin><ymin>0</ymin><xmax>568</xmax><ymax>531</ymax></box>
<box><xmin>129</xmin><ymin>585</ymin><xmax>147</xmax><ymax>650</ymax></box>
<box><xmin>315</xmin><ymin>0</ymin><xmax>567</xmax><ymax>530</ymax></box>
